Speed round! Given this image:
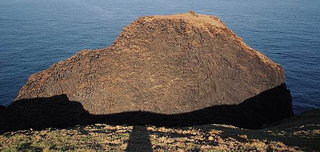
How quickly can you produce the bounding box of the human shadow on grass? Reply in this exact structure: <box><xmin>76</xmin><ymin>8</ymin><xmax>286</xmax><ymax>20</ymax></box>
<box><xmin>126</xmin><ymin>126</ymin><xmax>153</xmax><ymax>152</ymax></box>
<box><xmin>0</xmin><ymin>83</ymin><xmax>292</xmax><ymax>134</ymax></box>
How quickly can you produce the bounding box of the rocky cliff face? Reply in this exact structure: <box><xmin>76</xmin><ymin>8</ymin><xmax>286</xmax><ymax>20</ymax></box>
<box><xmin>16</xmin><ymin>12</ymin><xmax>288</xmax><ymax>115</ymax></box>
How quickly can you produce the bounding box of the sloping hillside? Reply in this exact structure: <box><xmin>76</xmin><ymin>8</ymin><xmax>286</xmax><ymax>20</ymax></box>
<box><xmin>1</xmin><ymin>109</ymin><xmax>319</xmax><ymax>151</ymax></box>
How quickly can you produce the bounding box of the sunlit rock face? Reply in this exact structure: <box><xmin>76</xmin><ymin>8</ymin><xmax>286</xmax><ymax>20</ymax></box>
<box><xmin>16</xmin><ymin>12</ymin><xmax>288</xmax><ymax>115</ymax></box>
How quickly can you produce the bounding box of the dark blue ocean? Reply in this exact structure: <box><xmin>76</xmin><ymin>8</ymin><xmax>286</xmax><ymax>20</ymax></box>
<box><xmin>0</xmin><ymin>0</ymin><xmax>319</xmax><ymax>113</ymax></box>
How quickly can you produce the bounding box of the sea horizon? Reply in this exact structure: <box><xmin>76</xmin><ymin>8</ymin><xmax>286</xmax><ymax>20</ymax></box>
<box><xmin>1</xmin><ymin>0</ymin><xmax>319</xmax><ymax>114</ymax></box>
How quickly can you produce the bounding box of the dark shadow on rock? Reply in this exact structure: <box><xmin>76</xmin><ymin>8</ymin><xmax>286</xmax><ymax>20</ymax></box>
<box><xmin>93</xmin><ymin>83</ymin><xmax>293</xmax><ymax>129</ymax></box>
<box><xmin>0</xmin><ymin>83</ymin><xmax>293</xmax><ymax>133</ymax></box>
<box><xmin>126</xmin><ymin>126</ymin><xmax>153</xmax><ymax>152</ymax></box>
<box><xmin>0</xmin><ymin>94</ymin><xmax>92</xmax><ymax>132</ymax></box>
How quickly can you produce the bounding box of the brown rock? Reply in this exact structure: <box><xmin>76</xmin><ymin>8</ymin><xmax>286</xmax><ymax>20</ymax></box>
<box><xmin>16</xmin><ymin>12</ymin><xmax>286</xmax><ymax>115</ymax></box>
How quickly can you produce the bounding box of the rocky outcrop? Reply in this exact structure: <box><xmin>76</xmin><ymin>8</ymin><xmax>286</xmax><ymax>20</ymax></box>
<box><xmin>0</xmin><ymin>105</ymin><xmax>5</xmax><ymax>112</ymax></box>
<box><xmin>0</xmin><ymin>105</ymin><xmax>5</xmax><ymax>127</ymax></box>
<box><xmin>16</xmin><ymin>12</ymin><xmax>290</xmax><ymax>116</ymax></box>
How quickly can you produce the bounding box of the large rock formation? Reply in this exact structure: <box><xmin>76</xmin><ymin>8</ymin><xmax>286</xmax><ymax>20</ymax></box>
<box><xmin>16</xmin><ymin>12</ymin><xmax>289</xmax><ymax>115</ymax></box>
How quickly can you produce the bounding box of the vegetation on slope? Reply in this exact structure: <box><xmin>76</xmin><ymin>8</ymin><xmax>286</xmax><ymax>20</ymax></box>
<box><xmin>1</xmin><ymin>109</ymin><xmax>319</xmax><ymax>152</ymax></box>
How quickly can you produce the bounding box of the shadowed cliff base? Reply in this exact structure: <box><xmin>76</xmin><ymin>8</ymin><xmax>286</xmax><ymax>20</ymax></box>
<box><xmin>0</xmin><ymin>83</ymin><xmax>292</xmax><ymax>133</ymax></box>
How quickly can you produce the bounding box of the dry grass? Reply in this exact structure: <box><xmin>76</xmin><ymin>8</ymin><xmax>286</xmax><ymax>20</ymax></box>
<box><xmin>0</xmin><ymin>124</ymin><xmax>317</xmax><ymax>152</ymax></box>
<box><xmin>1</xmin><ymin>109</ymin><xmax>319</xmax><ymax>151</ymax></box>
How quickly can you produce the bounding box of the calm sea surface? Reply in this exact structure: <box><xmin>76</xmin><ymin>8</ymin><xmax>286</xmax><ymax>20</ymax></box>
<box><xmin>0</xmin><ymin>0</ymin><xmax>319</xmax><ymax>113</ymax></box>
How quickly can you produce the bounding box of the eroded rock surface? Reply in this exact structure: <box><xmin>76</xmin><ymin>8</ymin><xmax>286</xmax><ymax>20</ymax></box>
<box><xmin>16</xmin><ymin>12</ymin><xmax>287</xmax><ymax>115</ymax></box>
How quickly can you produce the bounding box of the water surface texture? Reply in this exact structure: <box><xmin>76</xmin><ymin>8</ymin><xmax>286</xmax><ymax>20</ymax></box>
<box><xmin>0</xmin><ymin>0</ymin><xmax>319</xmax><ymax>113</ymax></box>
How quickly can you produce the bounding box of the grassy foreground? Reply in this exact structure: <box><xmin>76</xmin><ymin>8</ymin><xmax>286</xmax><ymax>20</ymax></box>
<box><xmin>1</xmin><ymin>110</ymin><xmax>319</xmax><ymax>152</ymax></box>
